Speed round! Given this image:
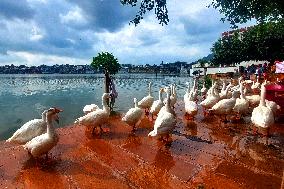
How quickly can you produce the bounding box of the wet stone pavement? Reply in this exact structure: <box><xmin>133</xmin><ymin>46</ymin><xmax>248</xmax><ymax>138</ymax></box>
<box><xmin>0</xmin><ymin>101</ymin><xmax>284</xmax><ymax>189</ymax></box>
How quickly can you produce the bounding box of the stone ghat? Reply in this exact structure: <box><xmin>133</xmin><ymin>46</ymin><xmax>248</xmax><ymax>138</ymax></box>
<box><xmin>0</xmin><ymin>102</ymin><xmax>284</xmax><ymax>189</ymax></box>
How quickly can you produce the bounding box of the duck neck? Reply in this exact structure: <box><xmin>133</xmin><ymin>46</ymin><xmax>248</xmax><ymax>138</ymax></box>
<box><xmin>158</xmin><ymin>90</ymin><xmax>163</xmax><ymax>101</ymax></box>
<box><xmin>260</xmin><ymin>84</ymin><xmax>266</xmax><ymax>106</ymax></box>
<box><xmin>193</xmin><ymin>79</ymin><xmax>197</xmax><ymax>90</ymax></box>
<box><xmin>134</xmin><ymin>98</ymin><xmax>138</xmax><ymax>108</ymax></box>
<box><xmin>46</xmin><ymin>115</ymin><xmax>56</xmax><ymax>137</ymax></box>
<box><xmin>238</xmin><ymin>78</ymin><xmax>242</xmax><ymax>85</ymax></box>
<box><xmin>212</xmin><ymin>85</ymin><xmax>218</xmax><ymax>97</ymax></box>
<box><xmin>165</xmin><ymin>90</ymin><xmax>171</xmax><ymax>112</ymax></box>
<box><xmin>42</xmin><ymin>110</ymin><xmax>47</xmax><ymax>122</ymax></box>
<box><xmin>225</xmin><ymin>84</ymin><xmax>231</xmax><ymax>95</ymax></box>
<box><xmin>172</xmin><ymin>84</ymin><xmax>176</xmax><ymax>95</ymax></box>
<box><xmin>148</xmin><ymin>83</ymin><xmax>152</xmax><ymax>96</ymax></box>
<box><xmin>213</xmin><ymin>89</ymin><xmax>218</xmax><ymax>97</ymax></box>
<box><xmin>187</xmin><ymin>83</ymin><xmax>190</xmax><ymax>93</ymax></box>
<box><xmin>240</xmin><ymin>84</ymin><xmax>245</xmax><ymax>99</ymax></box>
<box><xmin>222</xmin><ymin>81</ymin><xmax>226</xmax><ymax>91</ymax></box>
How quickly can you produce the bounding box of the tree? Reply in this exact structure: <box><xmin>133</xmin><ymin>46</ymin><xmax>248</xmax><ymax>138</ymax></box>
<box><xmin>120</xmin><ymin>0</ymin><xmax>169</xmax><ymax>25</ymax></box>
<box><xmin>211</xmin><ymin>20</ymin><xmax>284</xmax><ymax>66</ymax></box>
<box><xmin>121</xmin><ymin>0</ymin><xmax>284</xmax><ymax>27</ymax></box>
<box><xmin>198</xmin><ymin>59</ymin><xmax>208</xmax><ymax>67</ymax></box>
<box><xmin>91</xmin><ymin>52</ymin><xmax>121</xmax><ymax>107</ymax></box>
<box><xmin>210</xmin><ymin>0</ymin><xmax>284</xmax><ymax>27</ymax></box>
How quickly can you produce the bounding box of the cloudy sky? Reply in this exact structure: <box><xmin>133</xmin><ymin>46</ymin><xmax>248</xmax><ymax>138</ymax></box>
<box><xmin>0</xmin><ymin>0</ymin><xmax>253</xmax><ymax>66</ymax></box>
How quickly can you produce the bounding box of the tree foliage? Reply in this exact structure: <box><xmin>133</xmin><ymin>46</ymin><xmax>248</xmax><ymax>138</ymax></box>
<box><xmin>91</xmin><ymin>52</ymin><xmax>121</xmax><ymax>75</ymax></box>
<box><xmin>210</xmin><ymin>0</ymin><xmax>284</xmax><ymax>27</ymax></box>
<box><xmin>197</xmin><ymin>59</ymin><xmax>208</xmax><ymax>67</ymax></box>
<box><xmin>120</xmin><ymin>0</ymin><xmax>169</xmax><ymax>25</ymax></box>
<box><xmin>121</xmin><ymin>0</ymin><xmax>283</xmax><ymax>27</ymax></box>
<box><xmin>211</xmin><ymin>21</ymin><xmax>284</xmax><ymax>66</ymax></box>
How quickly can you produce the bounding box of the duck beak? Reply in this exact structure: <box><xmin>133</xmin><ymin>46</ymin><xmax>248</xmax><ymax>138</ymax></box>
<box><xmin>54</xmin><ymin>108</ymin><xmax>63</xmax><ymax>113</ymax></box>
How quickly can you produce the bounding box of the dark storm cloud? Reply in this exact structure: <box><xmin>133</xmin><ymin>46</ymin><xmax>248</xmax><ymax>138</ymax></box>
<box><xmin>0</xmin><ymin>0</ymin><xmax>34</xmax><ymax>20</ymax></box>
<box><xmin>0</xmin><ymin>0</ymin><xmax>96</xmax><ymax>58</ymax></box>
<box><xmin>69</xmin><ymin>0</ymin><xmax>137</xmax><ymax>32</ymax></box>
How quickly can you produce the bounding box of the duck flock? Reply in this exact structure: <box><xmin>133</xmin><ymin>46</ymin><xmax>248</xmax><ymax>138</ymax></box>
<box><xmin>5</xmin><ymin>77</ymin><xmax>281</xmax><ymax>161</ymax></box>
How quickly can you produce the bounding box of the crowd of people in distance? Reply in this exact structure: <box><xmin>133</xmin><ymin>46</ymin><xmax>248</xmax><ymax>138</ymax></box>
<box><xmin>240</xmin><ymin>60</ymin><xmax>282</xmax><ymax>80</ymax></box>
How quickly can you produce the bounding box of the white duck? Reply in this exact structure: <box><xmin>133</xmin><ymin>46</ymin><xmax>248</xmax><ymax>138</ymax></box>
<box><xmin>75</xmin><ymin>93</ymin><xmax>111</xmax><ymax>134</ymax></box>
<box><xmin>206</xmin><ymin>81</ymin><xmax>218</xmax><ymax>97</ymax></box>
<box><xmin>148</xmin><ymin>87</ymin><xmax>177</xmax><ymax>142</ymax></box>
<box><xmin>184</xmin><ymin>82</ymin><xmax>191</xmax><ymax>103</ymax></box>
<box><xmin>219</xmin><ymin>82</ymin><xmax>233</xmax><ymax>100</ymax></box>
<box><xmin>23</xmin><ymin>107</ymin><xmax>63</xmax><ymax>158</ymax></box>
<box><xmin>246</xmin><ymin>94</ymin><xmax>261</xmax><ymax>107</ymax></box>
<box><xmin>251</xmin><ymin>81</ymin><xmax>274</xmax><ymax>129</ymax></box>
<box><xmin>138</xmin><ymin>82</ymin><xmax>154</xmax><ymax>113</ymax></box>
<box><xmin>150</xmin><ymin>88</ymin><xmax>164</xmax><ymax>119</ymax></box>
<box><xmin>231</xmin><ymin>77</ymin><xmax>243</xmax><ymax>92</ymax></box>
<box><xmin>122</xmin><ymin>98</ymin><xmax>145</xmax><ymax>131</ymax></box>
<box><xmin>6</xmin><ymin>109</ymin><xmax>58</xmax><ymax>144</ymax></box>
<box><xmin>184</xmin><ymin>99</ymin><xmax>198</xmax><ymax>120</ymax></box>
<box><xmin>265</xmin><ymin>100</ymin><xmax>281</xmax><ymax>117</ymax></box>
<box><xmin>251</xmin><ymin>76</ymin><xmax>261</xmax><ymax>93</ymax></box>
<box><xmin>83</xmin><ymin>104</ymin><xmax>99</xmax><ymax>114</ymax></box>
<box><xmin>189</xmin><ymin>79</ymin><xmax>198</xmax><ymax>102</ymax></box>
<box><xmin>220</xmin><ymin>80</ymin><xmax>227</xmax><ymax>95</ymax></box>
<box><xmin>170</xmin><ymin>84</ymin><xmax>177</xmax><ymax>108</ymax></box>
<box><xmin>243</xmin><ymin>81</ymin><xmax>253</xmax><ymax>96</ymax></box>
<box><xmin>209</xmin><ymin>90</ymin><xmax>239</xmax><ymax>122</ymax></box>
<box><xmin>200</xmin><ymin>82</ymin><xmax>220</xmax><ymax>114</ymax></box>
<box><xmin>164</xmin><ymin>84</ymin><xmax>177</xmax><ymax>108</ymax></box>
<box><xmin>233</xmin><ymin>82</ymin><xmax>249</xmax><ymax>117</ymax></box>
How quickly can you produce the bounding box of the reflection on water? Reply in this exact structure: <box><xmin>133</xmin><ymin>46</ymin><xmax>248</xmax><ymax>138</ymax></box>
<box><xmin>0</xmin><ymin>74</ymin><xmax>192</xmax><ymax>140</ymax></box>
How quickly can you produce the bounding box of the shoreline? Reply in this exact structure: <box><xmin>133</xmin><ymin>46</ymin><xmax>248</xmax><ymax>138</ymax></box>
<box><xmin>1</xmin><ymin>102</ymin><xmax>284</xmax><ymax>188</ymax></box>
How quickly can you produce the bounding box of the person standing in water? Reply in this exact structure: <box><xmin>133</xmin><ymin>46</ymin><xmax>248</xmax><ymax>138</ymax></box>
<box><xmin>109</xmin><ymin>77</ymin><xmax>118</xmax><ymax>111</ymax></box>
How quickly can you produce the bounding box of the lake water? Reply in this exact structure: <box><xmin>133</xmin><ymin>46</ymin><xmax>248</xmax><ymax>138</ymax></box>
<box><xmin>0</xmin><ymin>74</ymin><xmax>192</xmax><ymax>140</ymax></box>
